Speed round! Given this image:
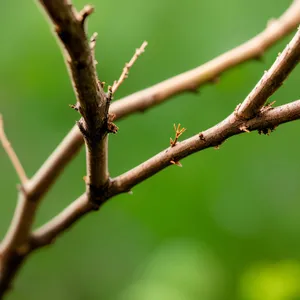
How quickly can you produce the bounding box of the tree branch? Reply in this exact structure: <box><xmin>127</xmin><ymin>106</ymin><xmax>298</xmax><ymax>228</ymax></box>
<box><xmin>237</xmin><ymin>28</ymin><xmax>300</xmax><ymax>119</ymax></box>
<box><xmin>0</xmin><ymin>115</ymin><xmax>27</xmax><ymax>185</ymax></box>
<box><xmin>0</xmin><ymin>1</ymin><xmax>110</xmax><ymax>296</ymax></box>
<box><xmin>30</xmin><ymin>99</ymin><xmax>300</xmax><ymax>249</ymax></box>
<box><xmin>2</xmin><ymin>1</ymin><xmax>300</xmax><ymax>297</ymax></box>
<box><xmin>28</xmin><ymin>0</ymin><xmax>300</xmax><ymax>203</ymax></box>
<box><xmin>39</xmin><ymin>0</ymin><xmax>111</xmax><ymax>201</ymax></box>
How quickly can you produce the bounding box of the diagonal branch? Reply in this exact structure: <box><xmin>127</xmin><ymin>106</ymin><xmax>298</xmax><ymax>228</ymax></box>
<box><xmin>0</xmin><ymin>115</ymin><xmax>27</xmax><ymax>185</ymax></box>
<box><xmin>237</xmin><ymin>28</ymin><xmax>300</xmax><ymax>119</ymax></box>
<box><xmin>27</xmin><ymin>0</ymin><xmax>300</xmax><ymax>202</ymax></box>
<box><xmin>30</xmin><ymin>99</ymin><xmax>300</xmax><ymax>249</ymax></box>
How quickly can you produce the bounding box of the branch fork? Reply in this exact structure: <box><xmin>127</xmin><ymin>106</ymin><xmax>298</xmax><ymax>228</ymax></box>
<box><xmin>2</xmin><ymin>1</ymin><xmax>300</xmax><ymax>298</ymax></box>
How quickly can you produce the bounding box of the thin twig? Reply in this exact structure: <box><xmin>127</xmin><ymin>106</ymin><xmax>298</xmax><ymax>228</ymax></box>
<box><xmin>0</xmin><ymin>115</ymin><xmax>27</xmax><ymax>185</ymax></box>
<box><xmin>111</xmin><ymin>41</ymin><xmax>148</xmax><ymax>94</ymax></box>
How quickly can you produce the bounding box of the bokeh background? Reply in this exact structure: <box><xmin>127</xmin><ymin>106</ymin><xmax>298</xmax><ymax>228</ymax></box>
<box><xmin>1</xmin><ymin>0</ymin><xmax>300</xmax><ymax>299</ymax></box>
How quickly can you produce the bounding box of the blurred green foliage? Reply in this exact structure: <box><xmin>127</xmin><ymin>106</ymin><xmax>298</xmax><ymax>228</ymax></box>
<box><xmin>1</xmin><ymin>1</ymin><xmax>300</xmax><ymax>299</ymax></box>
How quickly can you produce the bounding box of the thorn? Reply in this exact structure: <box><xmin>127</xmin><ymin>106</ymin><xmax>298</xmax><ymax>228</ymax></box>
<box><xmin>239</xmin><ymin>125</ymin><xmax>250</xmax><ymax>133</ymax></box>
<box><xmin>214</xmin><ymin>145</ymin><xmax>220</xmax><ymax>150</ymax></box>
<box><xmin>107</xmin><ymin>85</ymin><xmax>113</xmax><ymax>102</ymax></box>
<box><xmin>90</xmin><ymin>32</ymin><xmax>98</xmax><ymax>44</ymax></box>
<box><xmin>170</xmin><ymin>160</ymin><xmax>182</xmax><ymax>167</ymax></box>
<box><xmin>107</xmin><ymin>119</ymin><xmax>118</xmax><ymax>134</ymax></box>
<box><xmin>128</xmin><ymin>190</ymin><xmax>133</xmax><ymax>195</ymax></box>
<box><xmin>261</xmin><ymin>100</ymin><xmax>276</xmax><ymax>113</ymax></box>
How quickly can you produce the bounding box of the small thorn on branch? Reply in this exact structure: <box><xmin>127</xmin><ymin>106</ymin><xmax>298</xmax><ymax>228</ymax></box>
<box><xmin>111</xmin><ymin>41</ymin><xmax>148</xmax><ymax>95</ymax></box>
<box><xmin>90</xmin><ymin>32</ymin><xmax>98</xmax><ymax>50</ymax></box>
<box><xmin>0</xmin><ymin>114</ymin><xmax>28</xmax><ymax>185</ymax></box>
<box><xmin>107</xmin><ymin>113</ymin><xmax>118</xmax><ymax>134</ymax></box>
<box><xmin>170</xmin><ymin>123</ymin><xmax>186</xmax><ymax>147</ymax></box>
<box><xmin>170</xmin><ymin>160</ymin><xmax>182</xmax><ymax>167</ymax></box>
<box><xmin>239</xmin><ymin>125</ymin><xmax>250</xmax><ymax>133</ymax></box>
<box><xmin>261</xmin><ymin>100</ymin><xmax>276</xmax><ymax>113</ymax></box>
<box><xmin>90</xmin><ymin>32</ymin><xmax>98</xmax><ymax>65</ymax></box>
<box><xmin>69</xmin><ymin>103</ymin><xmax>80</xmax><ymax>112</ymax></box>
<box><xmin>78</xmin><ymin>5</ymin><xmax>94</xmax><ymax>26</ymax></box>
<box><xmin>107</xmin><ymin>85</ymin><xmax>113</xmax><ymax>102</ymax></box>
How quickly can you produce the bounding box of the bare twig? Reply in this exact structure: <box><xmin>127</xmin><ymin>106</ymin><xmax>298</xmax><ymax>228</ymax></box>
<box><xmin>111</xmin><ymin>41</ymin><xmax>148</xmax><ymax>94</ymax></box>
<box><xmin>237</xmin><ymin>28</ymin><xmax>300</xmax><ymax>119</ymax></box>
<box><xmin>1</xmin><ymin>1</ymin><xmax>300</xmax><ymax>297</ymax></box>
<box><xmin>27</xmin><ymin>0</ymin><xmax>300</xmax><ymax>198</ymax></box>
<box><xmin>30</xmin><ymin>99</ymin><xmax>300</xmax><ymax>248</ymax></box>
<box><xmin>0</xmin><ymin>115</ymin><xmax>27</xmax><ymax>185</ymax></box>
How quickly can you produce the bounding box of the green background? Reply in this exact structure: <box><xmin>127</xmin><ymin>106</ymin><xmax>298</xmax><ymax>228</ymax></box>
<box><xmin>1</xmin><ymin>0</ymin><xmax>300</xmax><ymax>299</ymax></box>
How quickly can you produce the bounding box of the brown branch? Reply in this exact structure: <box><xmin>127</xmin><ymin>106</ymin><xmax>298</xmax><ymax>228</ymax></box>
<box><xmin>27</xmin><ymin>0</ymin><xmax>300</xmax><ymax>202</ymax></box>
<box><xmin>110</xmin><ymin>100</ymin><xmax>300</xmax><ymax>194</ymax></box>
<box><xmin>29</xmin><ymin>99</ymin><xmax>300</xmax><ymax>249</ymax></box>
<box><xmin>1</xmin><ymin>1</ymin><xmax>300</xmax><ymax>296</ymax></box>
<box><xmin>39</xmin><ymin>0</ymin><xmax>111</xmax><ymax>200</ymax></box>
<box><xmin>0</xmin><ymin>115</ymin><xmax>27</xmax><ymax>185</ymax></box>
<box><xmin>0</xmin><ymin>1</ymin><xmax>110</xmax><ymax>296</ymax></box>
<box><xmin>111</xmin><ymin>41</ymin><xmax>148</xmax><ymax>95</ymax></box>
<box><xmin>29</xmin><ymin>194</ymin><xmax>93</xmax><ymax>249</ymax></box>
<box><xmin>237</xmin><ymin>28</ymin><xmax>300</xmax><ymax>119</ymax></box>
<box><xmin>111</xmin><ymin>0</ymin><xmax>300</xmax><ymax>119</ymax></box>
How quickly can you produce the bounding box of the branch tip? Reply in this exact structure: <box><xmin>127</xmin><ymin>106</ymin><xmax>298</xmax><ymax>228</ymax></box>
<box><xmin>0</xmin><ymin>115</ymin><xmax>28</xmax><ymax>185</ymax></box>
<box><xmin>78</xmin><ymin>5</ymin><xmax>94</xmax><ymax>25</ymax></box>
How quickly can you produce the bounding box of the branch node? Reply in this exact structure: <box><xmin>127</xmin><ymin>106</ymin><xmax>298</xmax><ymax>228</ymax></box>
<box><xmin>107</xmin><ymin>113</ymin><xmax>118</xmax><ymax>134</ymax></box>
<box><xmin>199</xmin><ymin>132</ymin><xmax>206</xmax><ymax>141</ymax></box>
<box><xmin>261</xmin><ymin>100</ymin><xmax>276</xmax><ymax>113</ymax></box>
